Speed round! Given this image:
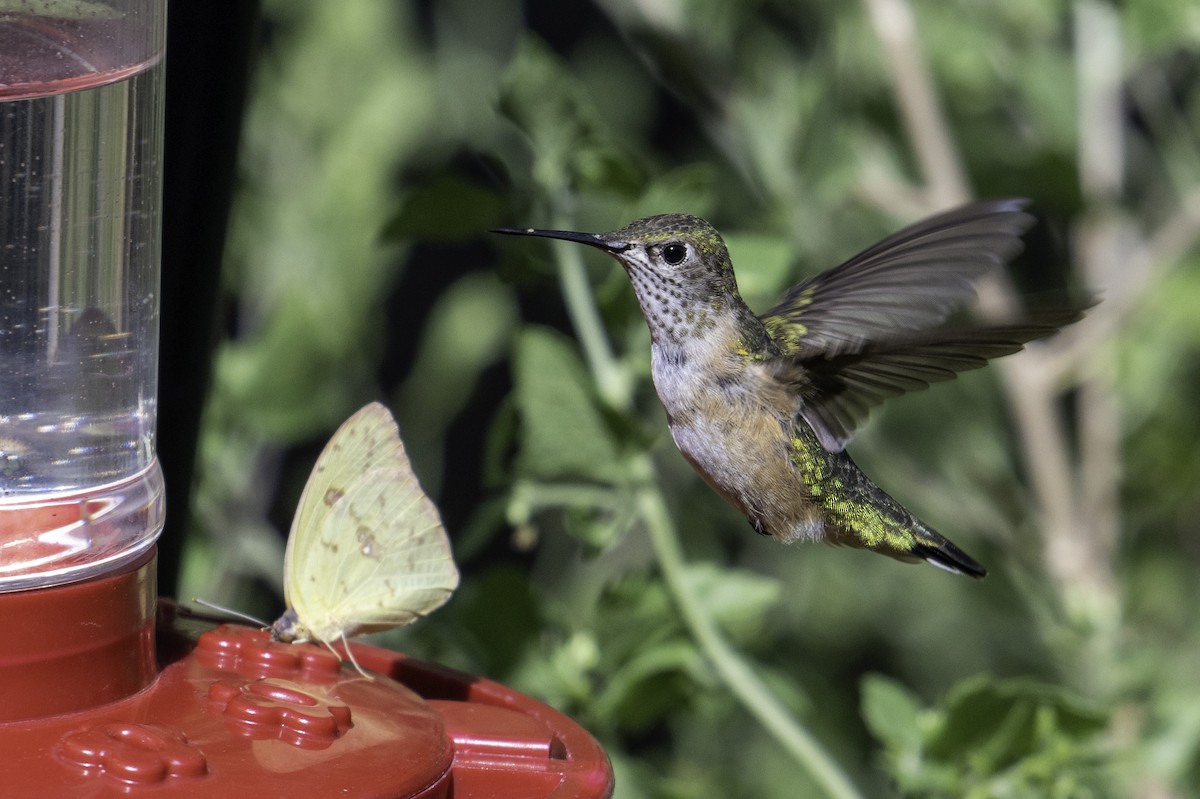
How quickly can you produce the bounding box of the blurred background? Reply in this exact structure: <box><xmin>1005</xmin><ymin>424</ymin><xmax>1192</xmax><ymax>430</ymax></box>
<box><xmin>161</xmin><ymin>0</ymin><xmax>1200</xmax><ymax>796</ymax></box>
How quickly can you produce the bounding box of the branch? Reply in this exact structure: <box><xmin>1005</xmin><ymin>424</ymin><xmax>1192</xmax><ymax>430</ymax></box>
<box><xmin>862</xmin><ymin>0</ymin><xmax>970</xmax><ymax>208</ymax></box>
<box><xmin>1052</xmin><ymin>0</ymin><xmax>1123</xmax><ymax>601</ymax></box>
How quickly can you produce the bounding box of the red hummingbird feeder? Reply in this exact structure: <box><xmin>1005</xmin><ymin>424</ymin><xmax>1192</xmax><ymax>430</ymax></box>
<box><xmin>0</xmin><ymin>4</ymin><xmax>613</xmax><ymax>796</ymax></box>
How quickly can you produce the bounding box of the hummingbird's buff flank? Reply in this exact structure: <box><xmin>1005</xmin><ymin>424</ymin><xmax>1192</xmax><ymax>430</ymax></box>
<box><xmin>495</xmin><ymin>201</ymin><xmax>1088</xmax><ymax>577</ymax></box>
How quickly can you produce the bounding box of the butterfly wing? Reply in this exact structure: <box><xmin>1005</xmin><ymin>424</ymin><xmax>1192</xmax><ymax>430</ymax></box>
<box><xmin>279</xmin><ymin>402</ymin><xmax>458</xmax><ymax>643</ymax></box>
<box><xmin>282</xmin><ymin>402</ymin><xmax>402</xmax><ymax>612</ymax></box>
<box><xmin>296</xmin><ymin>462</ymin><xmax>458</xmax><ymax>642</ymax></box>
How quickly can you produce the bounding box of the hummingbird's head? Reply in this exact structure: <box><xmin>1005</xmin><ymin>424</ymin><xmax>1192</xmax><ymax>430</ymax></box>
<box><xmin>604</xmin><ymin>214</ymin><xmax>738</xmax><ymax>297</ymax></box>
<box><xmin>494</xmin><ymin>215</ymin><xmax>744</xmax><ymax>340</ymax></box>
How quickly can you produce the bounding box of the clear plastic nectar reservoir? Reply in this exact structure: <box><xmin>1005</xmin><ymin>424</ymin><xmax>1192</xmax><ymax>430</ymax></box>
<box><xmin>0</xmin><ymin>1</ymin><xmax>166</xmax><ymax>590</ymax></box>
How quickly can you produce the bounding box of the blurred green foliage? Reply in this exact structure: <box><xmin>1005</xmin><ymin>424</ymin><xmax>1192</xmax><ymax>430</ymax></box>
<box><xmin>862</xmin><ymin>674</ymin><xmax>1110</xmax><ymax>797</ymax></box>
<box><xmin>179</xmin><ymin>0</ymin><xmax>1200</xmax><ymax>796</ymax></box>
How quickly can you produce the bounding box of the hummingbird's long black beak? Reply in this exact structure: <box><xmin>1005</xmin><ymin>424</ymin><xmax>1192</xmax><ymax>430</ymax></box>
<box><xmin>491</xmin><ymin>227</ymin><xmax>627</xmax><ymax>252</ymax></box>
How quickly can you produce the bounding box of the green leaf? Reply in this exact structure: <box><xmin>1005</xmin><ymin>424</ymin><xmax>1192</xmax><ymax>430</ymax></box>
<box><xmin>216</xmin><ymin>295</ymin><xmax>376</xmax><ymax>440</ymax></box>
<box><xmin>583</xmin><ymin>573</ymin><xmax>707</xmax><ymax>732</ymax></box>
<box><xmin>562</xmin><ymin>501</ymin><xmax>637</xmax><ymax>550</ymax></box>
<box><xmin>861</xmin><ymin>673</ymin><xmax>924</xmax><ymax>755</ymax></box>
<box><xmin>681</xmin><ymin>562</ymin><xmax>782</xmax><ymax>645</ymax></box>
<box><xmin>512</xmin><ymin>327</ymin><xmax>624</xmax><ymax>482</ymax></box>
<box><xmin>592</xmin><ymin>572</ymin><xmax>684</xmax><ymax>661</ymax></box>
<box><xmin>633</xmin><ymin>163</ymin><xmax>718</xmax><ymax>220</ymax></box>
<box><xmin>442</xmin><ymin>565</ymin><xmax>543</xmax><ymax>677</ymax></box>
<box><xmin>926</xmin><ymin>675</ymin><xmax>1108</xmax><ymax>765</ymax></box>
<box><xmin>863</xmin><ymin>673</ymin><xmax>1113</xmax><ymax>797</ymax></box>
<box><xmin>723</xmin><ymin>232</ymin><xmax>796</xmax><ymax>308</ymax></box>
<box><xmin>499</xmin><ymin>36</ymin><xmax>640</xmax><ymax>197</ymax></box>
<box><xmin>592</xmin><ymin>639</ymin><xmax>703</xmax><ymax>732</ymax></box>
<box><xmin>1123</xmin><ymin>0</ymin><xmax>1200</xmax><ymax>53</ymax></box>
<box><xmin>386</xmin><ymin>175</ymin><xmax>506</xmax><ymax>242</ymax></box>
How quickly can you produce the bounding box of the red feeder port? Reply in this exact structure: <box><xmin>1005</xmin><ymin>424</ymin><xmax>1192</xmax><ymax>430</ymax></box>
<box><xmin>0</xmin><ymin>553</ymin><xmax>614</xmax><ymax>798</ymax></box>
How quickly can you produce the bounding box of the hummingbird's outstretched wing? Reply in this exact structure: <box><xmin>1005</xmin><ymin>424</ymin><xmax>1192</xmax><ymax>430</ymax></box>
<box><xmin>773</xmin><ymin>304</ymin><xmax>1088</xmax><ymax>452</ymax></box>
<box><xmin>760</xmin><ymin>199</ymin><xmax>1034</xmax><ymax>358</ymax></box>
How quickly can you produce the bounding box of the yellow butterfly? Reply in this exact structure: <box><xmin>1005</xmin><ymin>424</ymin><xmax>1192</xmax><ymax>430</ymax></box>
<box><xmin>270</xmin><ymin>402</ymin><xmax>459</xmax><ymax>674</ymax></box>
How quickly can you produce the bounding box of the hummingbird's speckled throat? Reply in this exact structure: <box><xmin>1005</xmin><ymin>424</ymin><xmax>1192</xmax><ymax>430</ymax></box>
<box><xmin>495</xmin><ymin>201</ymin><xmax>1091</xmax><ymax>578</ymax></box>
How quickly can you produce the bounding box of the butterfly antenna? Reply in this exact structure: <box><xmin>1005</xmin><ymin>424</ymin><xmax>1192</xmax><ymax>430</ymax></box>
<box><xmin>189</xmin><ymin>598</ymin><xmax>270</xmax><ymax>628</ymax></box>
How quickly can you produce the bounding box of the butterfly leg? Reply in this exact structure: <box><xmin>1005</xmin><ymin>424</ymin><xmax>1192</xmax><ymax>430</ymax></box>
<box><xmin>334</xmin><ymin>632</ymin><xmax>375</xmax><ymax>680</ymax></box>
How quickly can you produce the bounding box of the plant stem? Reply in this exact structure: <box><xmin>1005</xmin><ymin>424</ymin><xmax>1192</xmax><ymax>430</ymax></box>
<box><xmin>631</xmin><ymin>461</ymin><xmax>863</xmax><ymax>799</ymax></box>
<box><xmin>553</xmin><ymin>236</ymin><xmax>631</xmax><ymax>410</ymax></box>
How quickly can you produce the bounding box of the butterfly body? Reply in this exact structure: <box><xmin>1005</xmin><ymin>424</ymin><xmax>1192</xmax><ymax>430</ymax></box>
<box><xmin>271</xmin><ymin>403</ymin><xmax>459</xmax><ymax>666</ymax></box>
<box><xmin>496</xmin><ymin>201</ymin><xmax>1090</xmax><ymax>577</ymax></box>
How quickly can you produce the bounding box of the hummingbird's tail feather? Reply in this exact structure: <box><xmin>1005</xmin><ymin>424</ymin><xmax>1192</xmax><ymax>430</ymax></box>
<box><xmin>792</xmin><ymin>427</ymin><xmax>989</xmax><ymax>577</ymax></box>
<box><xmin>910</xmin><ymin>534</ymin><xmax>988</xmax><ymax>579</ymax></box>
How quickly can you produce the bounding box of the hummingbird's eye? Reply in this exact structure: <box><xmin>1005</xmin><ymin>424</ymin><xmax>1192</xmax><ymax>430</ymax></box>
<box><xmin>661</xmin><ymin>243</ymin><xmax>688</xmax><ymax>265</ymax></box>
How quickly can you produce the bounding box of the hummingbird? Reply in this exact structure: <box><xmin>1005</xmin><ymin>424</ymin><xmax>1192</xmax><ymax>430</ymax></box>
<box><xmin>494</xmin><ymin>200</ymin><xmax>1087</xmax><ymax>577</ymax></box>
